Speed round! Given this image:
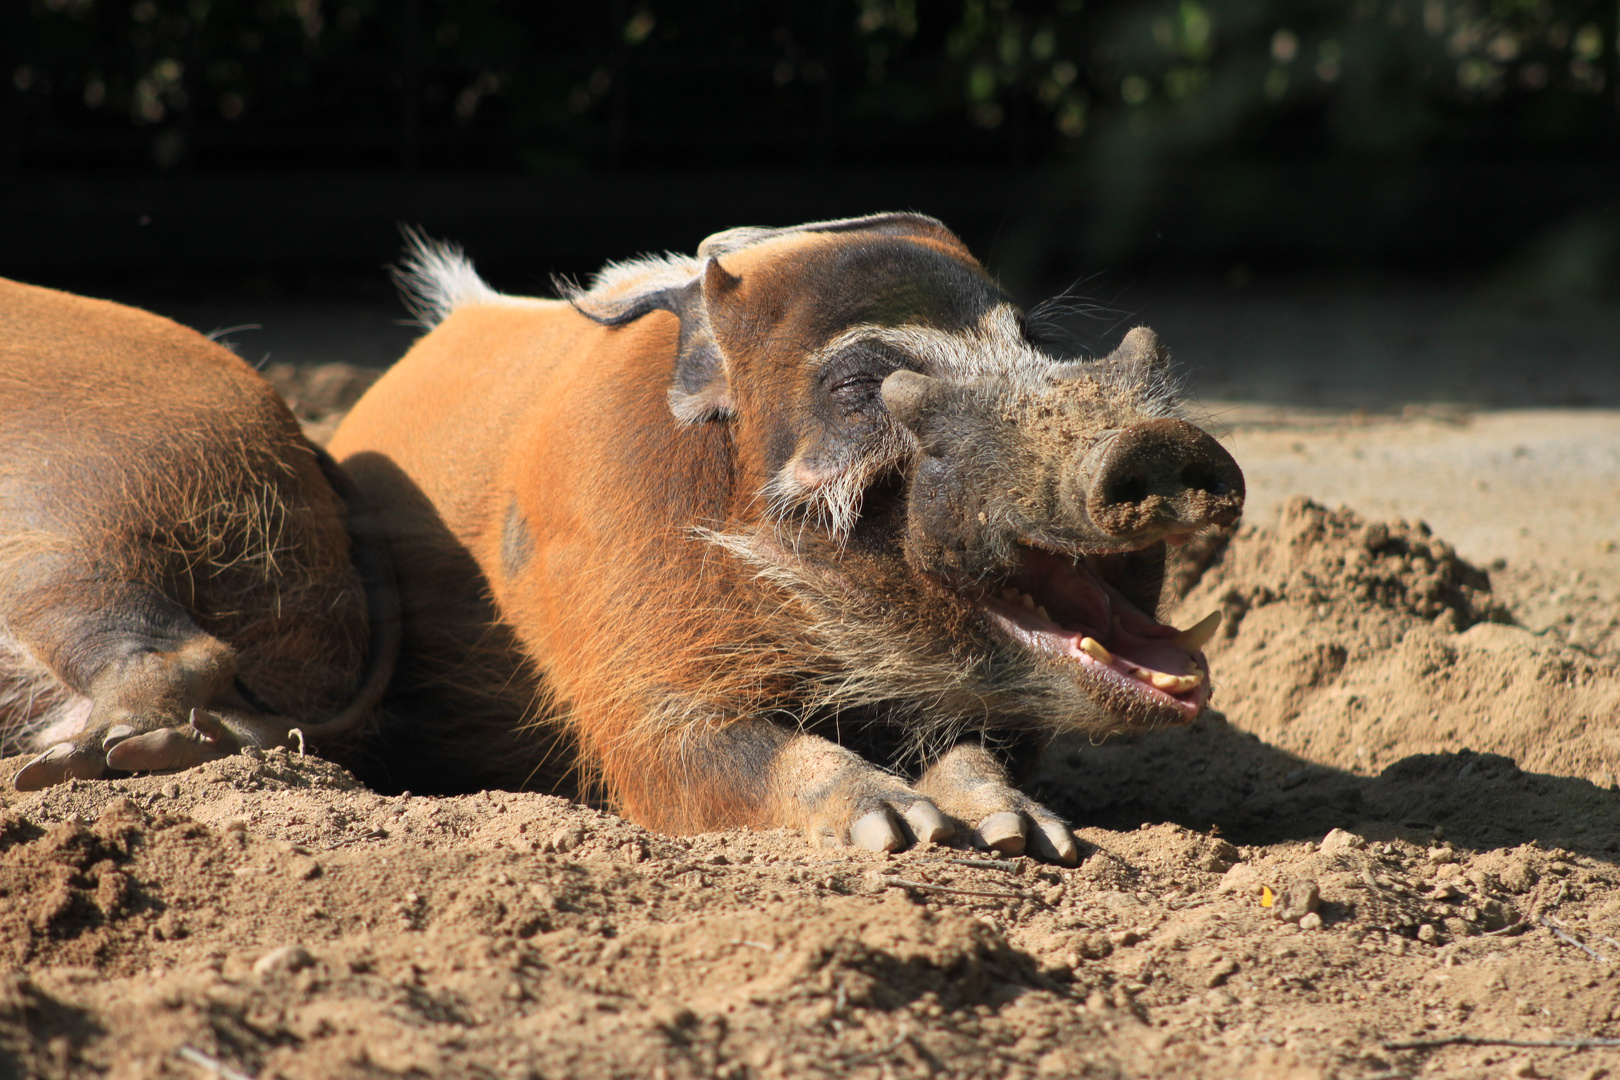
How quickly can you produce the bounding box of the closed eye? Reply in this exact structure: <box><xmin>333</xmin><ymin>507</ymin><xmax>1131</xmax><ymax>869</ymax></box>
<box><xmin>819</xmin><ymin>343</ymin><xmax>905</xmax><ymax>412</ymax></box>
<box><xmin>831</xmin><ymin>373</ymin><xmax>883</xmax><ymax>395</ymax></box>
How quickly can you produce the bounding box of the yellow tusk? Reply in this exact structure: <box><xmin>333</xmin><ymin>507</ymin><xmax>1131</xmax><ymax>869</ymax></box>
<box><xmin>1079</xmin><ymin>637</ymin><xmax>1115</xmax><ymax>665</ymax></box>
<box><xmin>1148</xmin><ymin>671</ymin><xmax>1203</xmax><ymax>693</ymax></box>
<box><xmin>1169</xmin><ymin>610</ymin><xmax>1222</xmax><ymax>653</ymax></box>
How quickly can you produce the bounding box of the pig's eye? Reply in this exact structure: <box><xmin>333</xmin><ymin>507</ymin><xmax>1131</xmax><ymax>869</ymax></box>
<box><xmin>832</xmin><ymin>372</ymin><xmax>883</xmax><ymax>395</ymax></box>
<box><xmin>825</xmin><ymin>372</ymin><xmax>886</xmax><ymax>416</ymax></box>
<box><xmin>820</xmin><ymin>345</ymin><xmax>900</xmax><ymax>411</ymax></box>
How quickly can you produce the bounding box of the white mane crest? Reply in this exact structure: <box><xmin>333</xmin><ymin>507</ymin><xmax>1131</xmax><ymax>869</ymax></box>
<box><xmin>564</xmin><ymin>251</ymin><xmax>702</xmax><ymax>315</ymax></box>
<box><xmin>563</xmin><ymin>213</ymin><xmax>945</xmax><ymax>316</ymax></box>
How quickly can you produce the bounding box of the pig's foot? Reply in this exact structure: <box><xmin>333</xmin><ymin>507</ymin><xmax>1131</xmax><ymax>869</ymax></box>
<box><xmin>769</xmin><ymin>735</ymin><xmax>954</xmax><ymax>853</ymax></box>
<box><xmin>915</xmin><ymin>745</ymin><xmax>1080</xmax><ymax>865</ymax></box>
<box><xmin>7</xmin><ymin>608</ymin><xmax>231</xmax><ymax>790</ymax></box>
<box><xmin>13</xmin><ymin>707</ymin><xmax>297</xmax><ymax>790</ymax></box>
<box><xmin>12</xmin><ymin>630</ymin><xmax>290</xmax><ymax>792</ymax></box>
<box><xmin>12</xmin><ymin>723</ymin><xmax>131</xmax><ymax>789</ymax></box>
<box><xmin>105</xmin><ymin>708</ymin><xmax>297</xmax><ymax>772</ymax></box>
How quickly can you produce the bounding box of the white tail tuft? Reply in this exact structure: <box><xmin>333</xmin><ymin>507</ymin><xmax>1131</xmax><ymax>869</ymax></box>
<box><xmin>392</xmin><ymin>226</ymin><xmax>503</xmax><ymax>327</ymax></box>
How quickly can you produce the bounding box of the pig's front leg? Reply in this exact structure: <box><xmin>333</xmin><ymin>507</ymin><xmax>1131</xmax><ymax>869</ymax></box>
<box><xmin>916</xmin><ymin>744</ymin><xmax>1080</xmax><ymax>865</ymax></box>
<box><xmin>605</xmin><ymin>720</ymin><xmax>953</xmax><ymax>853</ymax></box>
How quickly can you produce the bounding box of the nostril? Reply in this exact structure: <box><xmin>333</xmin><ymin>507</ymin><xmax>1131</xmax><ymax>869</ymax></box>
<box><xmin>1180</xmin><ymin>463</ymin><xmax>1229</xmax><ymax>496</ymax></box>
<box><xmin>1106</xmin><ymin>475</ymin><xmax>1148</xmax><ymax>507</ymax></box>
<box><xmin>1082</xmin><ymin>417</ymin><xmax>1246</xmax><ymax>538</ymax></box>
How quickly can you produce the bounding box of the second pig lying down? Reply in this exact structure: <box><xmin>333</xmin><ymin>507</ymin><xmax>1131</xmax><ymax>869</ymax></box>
<box><xmin>1</xmin><ymin>278</ymin><xmax>397</xmax><ymax>792</ymax></box>
<box><xmin>330</xmin><ymin>213</ymin><xmax>1245</xmax><ymax>864</ymax></box>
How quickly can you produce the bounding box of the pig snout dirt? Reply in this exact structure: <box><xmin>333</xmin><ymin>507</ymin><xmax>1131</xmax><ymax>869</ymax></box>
<box><xmin>1080</xmin><ymin>418</ymin><xmax>1245</xmax><ymax>541</ymax></box>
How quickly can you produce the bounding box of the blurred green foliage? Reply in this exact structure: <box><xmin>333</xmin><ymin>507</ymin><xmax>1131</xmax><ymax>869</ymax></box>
<box><xmin>6</xmin><ymin>0</ymin><xmax>1618</xmax><ymax>172</ymax></box>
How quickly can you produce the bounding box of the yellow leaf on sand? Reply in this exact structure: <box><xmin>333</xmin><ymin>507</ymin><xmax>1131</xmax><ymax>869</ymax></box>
<box><xmin>1261</xmin><ymin>885</ymin><xmax>1275</xmax><ymax>908</ymax></box>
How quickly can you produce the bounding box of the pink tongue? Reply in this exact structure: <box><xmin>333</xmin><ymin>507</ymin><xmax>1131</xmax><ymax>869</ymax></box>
<box><xmin>1016</xmin><ymin>547</ymin><xmax>1196</xmax><ymax>679</ymax></box>
<box><xmin>1108</xmin><ymin>616</ymin><xmax>1194</xmax><ymax>677</ymax></box>
<box><xmin>1088</xmin><ymin>574</ymin><xmax>1187</xmax><ymax>678</ymax></box>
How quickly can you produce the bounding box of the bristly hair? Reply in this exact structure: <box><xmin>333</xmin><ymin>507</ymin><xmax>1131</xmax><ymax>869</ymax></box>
<box><xmin>1023</xmin><ymin>278</ymin><xmax>1134</xmax><ymax>362</ymax></box>
<box><xmin>554</xmin><ymin>213</ymin><xmax>955</xmax><ymax>325</ymax></box>
<box><xmin>391</xmin><ymin>225</ymin><xmax>506</xmax><ymax>327</ymax></box>
<box><xmin>553</xmin><ymin>252</ymin><xmax>702</xmax><ymax>325</ymax></box>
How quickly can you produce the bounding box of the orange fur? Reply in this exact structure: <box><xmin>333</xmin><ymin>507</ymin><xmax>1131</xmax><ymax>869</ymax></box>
<box><xmin>0</xmin><ymin>278</ymin><xmax>386</xmax><ymax>778</ymax></box>
<box><xmin>332</xmin><ymin>294</ymin><xmax>793</xmax><ymax>825</ymax></box>
<box><xmin>330</xmin><ymin>219</ymin><xmax>1240</xmax><ymax>842</ymax></box>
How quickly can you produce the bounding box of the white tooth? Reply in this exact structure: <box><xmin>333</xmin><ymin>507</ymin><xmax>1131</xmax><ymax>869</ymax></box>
<box><xmin>1021</xmin><ymin>593</ymin><xmax>1035</xmax><ymax>610</ymax></box>
<box><xmin>1035</xmin><ymin>605</ymin><xmax>1051</xmax><ymax>621</ymax></box>
<box><xmin>1169</xmin><ymin>610</ymin><xmax>1222</xmax><ymax>653</ymax></box>
<box><xmin>1079</xmin><ymin>637</ymin><xmax>1114</xmax><ymax>665</ymax></box>
<box><xmin>1149</xmin><ymin>671</ymin><xmax>1203</xmax><ymax>692</ymax></box>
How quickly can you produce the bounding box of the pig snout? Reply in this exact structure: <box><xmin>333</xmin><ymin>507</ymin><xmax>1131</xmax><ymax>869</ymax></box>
<box><xmin>1076</xmin><ymin>418</ymin><xmax>1244</xmax><ymax>540</ymax></box>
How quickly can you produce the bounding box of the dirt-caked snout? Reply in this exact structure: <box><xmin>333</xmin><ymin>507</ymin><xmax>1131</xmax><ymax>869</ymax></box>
<box><xmin>1071</xmin><ymin>418</ymin><xmax>1244</xmax><ymax>542</ymax></box>
<box><xmin>880</xmin><ymin>363</ymin><xmax>1244</xmax><ymax>560</ymax></box>
<box><xmin>879</xmin><ymin>341</ymin><xmax>1241</xmax><ymax>733</ymax></box>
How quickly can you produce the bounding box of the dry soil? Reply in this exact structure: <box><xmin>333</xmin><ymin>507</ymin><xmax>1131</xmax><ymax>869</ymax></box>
<box><xmin>2</xmin><ymin>388</ymin><xmax>1617</xmax><ymax>1080</ymax></box>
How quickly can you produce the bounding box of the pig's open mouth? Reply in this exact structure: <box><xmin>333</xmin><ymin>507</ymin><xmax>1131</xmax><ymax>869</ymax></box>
<box><xmin>967</xmin><ymin>543</ymin><xmax>1220</xmax><ymax>724</ymax></box>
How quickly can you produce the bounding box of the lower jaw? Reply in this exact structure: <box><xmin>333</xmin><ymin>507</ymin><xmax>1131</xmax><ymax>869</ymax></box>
<box><xmin>982</xmin><ymin>609</ymin><xmax>1207</xmax><ymax>726</ymax></box>
<box><xmin>733</xmin><ymin>533</ymin><xmax>1207</xmax><ymax>726</ymax></box>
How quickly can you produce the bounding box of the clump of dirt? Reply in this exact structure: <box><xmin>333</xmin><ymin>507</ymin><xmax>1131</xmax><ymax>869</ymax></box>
<box><xmin>3</xmin><ymin>754</ymin><xmax>1620</xmax><ymax>1080</ymax></box>
<box><xmin>4</xmin><ymin>483</ymin><xmax>1620</xmax><ymax>1077</ymax></box>
<box><xmin>0</xmin><ymin>799</ymin><xmax>158</xmax><ymax>968</ymax></box>
<box><xmin>264</xmin><ymin>362</ymin><xmax>380</xmax><ymax>445</ymax></box>
<box><xmin>1168</xmin><ymin>496</ymin><xmax>1512</xmax><ymax>636</ymax></box>
<box><xmin>1163</xmin><ymin>497</ymin><xmax>1620</xmax><ymax>787</ymax></box>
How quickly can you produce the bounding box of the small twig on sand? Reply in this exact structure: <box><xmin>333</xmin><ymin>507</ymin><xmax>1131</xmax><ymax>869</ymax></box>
<box><xmin>287</xmin><ymin>728</ymin><xmax>306</xmax><ymax>757</ymax></box>
<box><xmin>1538</xmin><ymin>916</ymin><xmax>1613</xmax><ymax>963</ymax></box>
<box><xmin>323</xmin><ymin>827</ymin><xmax>389</xmax><ymax>851</ymax></box>
<box><xmin>878</xmin><ymin>876</ymin><xmax>1027</xmax><ymax>900</ymax></box>
<box><xmin>1384</xmin><ymin>1035</ymin><xmax>1620</xmax><ymax>1051</ymax></box>
<box><xmin>948</xmin><ymin>857</ymin><xmax>1020</xmax><ymax>871</ymax></box>
<box><xmin>841</xmin><ymin>1026</ymin><xmax>912</xmax><ymax>1066</ymax></box>
<box><xmin>177</xmin><ymin>1045</ymin><xmax>257</xmax><ymax>1080</ymax></box>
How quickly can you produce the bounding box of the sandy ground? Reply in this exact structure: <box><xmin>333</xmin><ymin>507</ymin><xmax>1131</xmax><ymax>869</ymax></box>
<box><xmin>3</xmin><ymin>367</ymin><xmax>1619</xmax><ymax>1079</ymax></box>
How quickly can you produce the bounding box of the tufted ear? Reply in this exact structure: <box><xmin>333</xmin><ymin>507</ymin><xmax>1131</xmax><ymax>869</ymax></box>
<box><xmin>570</xmin><ymin>256</ymin><xmax>741</xmax><ymax>426</ymax></box>
<box><xmin>696</xmin><ymin>212</ymin><xmax>967</xmax><ymax>262</ymax></box>
<box><xmin>666</xmin><ymin>258</ymin><xmax>742</xmax><ymax>425</ymax></box>
<box><xmin>1049</xmin><ymin>325</ymin><xmax>1171</xmax><ymax>383</ymax></box>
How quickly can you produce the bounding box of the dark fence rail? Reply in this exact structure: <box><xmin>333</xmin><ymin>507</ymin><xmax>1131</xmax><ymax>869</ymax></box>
<box><xmin>4</xmin><ymin>161</ymin><xmax>1615</xmax><ymax>293</ymax></box>
<box><xmin>5</xmin><ymin>0</ymin><xmax>1619</xmax><ymax>284</ymax></box>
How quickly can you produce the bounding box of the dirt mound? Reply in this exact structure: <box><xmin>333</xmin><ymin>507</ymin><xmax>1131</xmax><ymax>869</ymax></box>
<box><xmin>1169</xmin><ymin>496</ymin><xmax>1513</xmax><ymax>635</ymax></box>
<box><xmin>5</xmin><ymin>754</ymin><xmax>1620</xmax><ymax>1080</ymax></box>
<box><xmin>1166</xmin><ymin>497</ymin><xmax>1620</xmax><ymax>787</ymax></box>
<box><xmin>4</xmin><ymin>449</ymin><xmax>1620</xmax><ymax>1078</ymax></box>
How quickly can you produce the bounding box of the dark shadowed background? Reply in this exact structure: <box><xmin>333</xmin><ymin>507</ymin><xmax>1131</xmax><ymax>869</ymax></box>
<box><xmin>4</xmin><ymin>0</ymin><xmax>1618</xmax><ymax>407</ymax></box>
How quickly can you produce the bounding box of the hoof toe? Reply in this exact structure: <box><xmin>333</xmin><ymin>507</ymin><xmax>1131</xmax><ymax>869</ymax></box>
<box><xmin>850</xmin><ymin>809</ymin><xmax>905</xmax><ymax>853</ymax></box>
<box><xmin>976</xmin><ymin>811</ymin><xmax>1027</xmax><ymax>856</ymax></box>
<box><xmin>106</xmin><ymin>727</ymin><xmax>215</xmax><ymax>773</ymax></box>
<box><xmin>13</xmin><ymin>742</ymin><xmax>105</xmax><ymax>791</ymax></box>
<box><xmin>100</xmin><ymin>725</ymin><xmax>136</xmax><ymax>751</ymax></box>
<box><xmin>903</xmin><ymin>801</ymin><xmax>954</xmax><ymax>845</ymax></box>
<box><xmin>1031</xmin><ymin>819</ymin><xmax>1080</xmax><ymax>866</ymax></box>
